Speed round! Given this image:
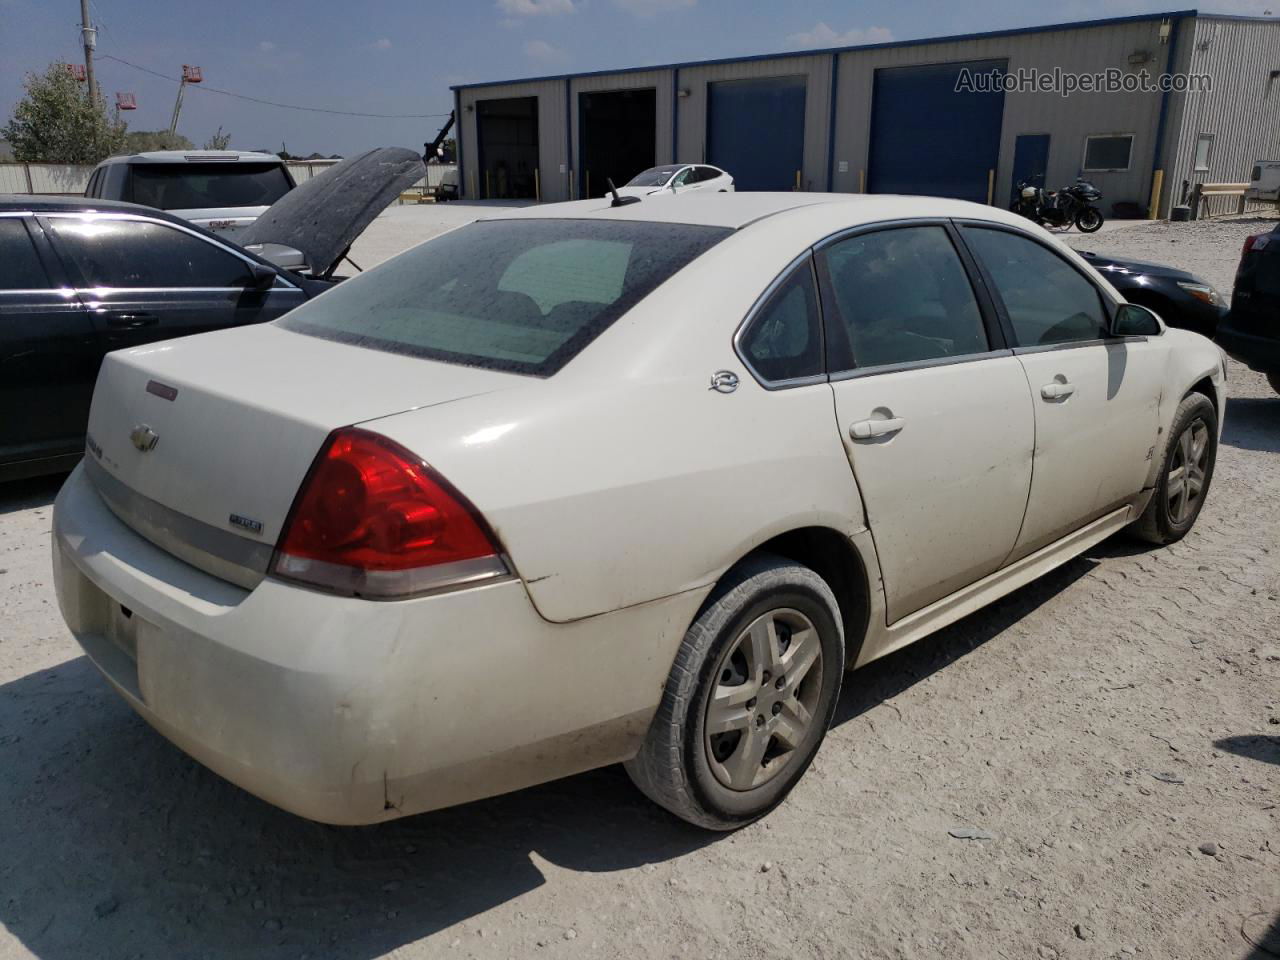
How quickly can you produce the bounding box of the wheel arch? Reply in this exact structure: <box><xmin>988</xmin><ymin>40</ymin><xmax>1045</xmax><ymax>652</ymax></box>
<box><xmin>716</xmin><ymin>526</ymin><xmax>873</xmax><ymax>669</ymax></box>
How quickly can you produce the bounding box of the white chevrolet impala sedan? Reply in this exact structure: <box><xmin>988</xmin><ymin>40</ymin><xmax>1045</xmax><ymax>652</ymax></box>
<box><xmin>52</xmin><ymin>193</ymin><xmax>1225</xmax><ymax>829</ymax></box>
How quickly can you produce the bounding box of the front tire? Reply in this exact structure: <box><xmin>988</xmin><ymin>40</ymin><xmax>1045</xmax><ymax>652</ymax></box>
<box><xmin>625</xmin><ymin>554</ymin><xmax>845</xmax><ymax>830</ymax></box>
<box><xmin>1130</xmin><ymin>392</ymin><xmax>1217</xmax><ymax>544</ymax></box>
<box><xmin>1075</xmin><ymin>207</ymin><xmax>1104</xmax><ymax>232</ymax></box>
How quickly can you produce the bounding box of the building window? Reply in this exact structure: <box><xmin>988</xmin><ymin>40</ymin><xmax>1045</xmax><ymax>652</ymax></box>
<box><xmin>1193</xmin><ymin>134</ymin><xmax>1214</xmax><ymax>172</ymax></box>
<box><xmin>1082</xmin><ymin>134</ymin><xmax>1134</xmax><ymax>172</ymax></box>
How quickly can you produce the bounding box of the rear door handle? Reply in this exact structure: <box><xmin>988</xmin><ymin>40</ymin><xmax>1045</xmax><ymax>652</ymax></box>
<box><xmin>1040</xmin><ymin>381</ymin><xmax>1076</xmax><ymax>400</ymax></box>
<box><xmin>850</xmin><ymin>417</ymin><xmax>906</xmax><ymax>440</ymax></box>
<box><xmin>105</xmin><ymin>312</ymin><xmax>159</xmax><ymax>329</ymax></box>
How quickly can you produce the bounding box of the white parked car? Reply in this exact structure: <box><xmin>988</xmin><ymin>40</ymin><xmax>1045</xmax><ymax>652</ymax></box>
<box><xmin>52</xmin><ymin>193</ymin><xmax>1224</xmax><ymax>830</ymax></box>
<box><xmin>616</xmin><ymin>163</ymin><xmax>734</xmax><ymax>198</ymax></box>
<box><xmin>85</xmin><ymin>150</ymin><xmax>295</xmax><ymax>241</ymax></box>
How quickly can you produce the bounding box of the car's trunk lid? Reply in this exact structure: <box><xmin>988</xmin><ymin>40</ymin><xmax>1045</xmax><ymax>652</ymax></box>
<box><xmin>84</xmin><ymin>323</ymin><xmax>523</xmax><ymax>588</ymax></box>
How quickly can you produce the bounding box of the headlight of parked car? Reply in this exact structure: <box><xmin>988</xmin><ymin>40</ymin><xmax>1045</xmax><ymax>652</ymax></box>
<box><xmin>1176</xmin><ymin>281</ymin><xmax>1226</xmax><ymax>308</ymax></box>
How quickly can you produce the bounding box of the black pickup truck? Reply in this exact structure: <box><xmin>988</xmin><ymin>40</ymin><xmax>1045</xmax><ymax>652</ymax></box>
<box><xmin>1217</xmin><ymin>224</ymin><xmax>1280</xmax><ymax>395</ymax></box>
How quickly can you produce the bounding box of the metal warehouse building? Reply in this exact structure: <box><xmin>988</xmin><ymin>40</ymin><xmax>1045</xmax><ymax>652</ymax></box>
<box><xmin>452</xmin><ymin>9</ymin><xmax>1280</xmax><ymax>216</ymax></box>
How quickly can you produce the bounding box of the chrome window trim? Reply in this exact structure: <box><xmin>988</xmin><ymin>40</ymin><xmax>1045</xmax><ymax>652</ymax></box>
<box><xmin>0</xmin><ymin>288</ymin><xmax>79</xmax><ymax>297</ymax></box>
<box><xmin>1012</xmin><ymin>336</ymin><xmax>1148</xmax><ymax>356</ymax></box>
<box><xmin>36</xmin><ymin>210</ymin><xmax>300</xmax><ymax>291</ymax></box>
<box><xmin>731</xmin><ymin>248</ymin><xmax>827</xmax><ymax>391</ymax></box>
<box><xmin>74</xmin><ymin>286</ymin><xmax>300</xmax><ymax>296</ymax></box>
<box><xmin>828</xmin><ymin>348</ymin><xmax>1014</xmax><ymax>383</ymax></box>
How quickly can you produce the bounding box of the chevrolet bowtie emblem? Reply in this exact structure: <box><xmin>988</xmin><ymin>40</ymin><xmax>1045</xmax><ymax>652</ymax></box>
<box><xmin>129</xmin><ymin>424</ymin><xmax>159</xmax><ymax>452</ymax></box>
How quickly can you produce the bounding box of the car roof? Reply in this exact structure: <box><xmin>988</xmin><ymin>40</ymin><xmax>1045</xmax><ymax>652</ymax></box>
<box><xmin>481</xmin><ymin>191</ymin><xmax>1030</xmax><ymax>232</ymax></box>
<box><xmin>94</xmin><ymin>150</ymin><xmax>283</xmax><ymax>166</ymax></box>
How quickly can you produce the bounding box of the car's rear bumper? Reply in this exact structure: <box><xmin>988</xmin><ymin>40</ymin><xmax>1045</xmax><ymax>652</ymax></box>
<box><xmin>1216</xmin><ymin>319</ymin><xmax>1280</xmax><ymax>374</ymax></box>
<box><xmin>52</xmin><ymin>464</ymin><xmax>701</xmax><ymax>824</ymax></box>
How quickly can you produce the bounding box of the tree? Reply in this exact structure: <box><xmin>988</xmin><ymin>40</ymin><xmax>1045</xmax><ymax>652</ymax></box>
<box><xmin>122</xmin><ymin>130</ymin><xmax>194</xmax><ymax>153</ymax></box>
<box><xmin>203</xmin><ymin>126</ymin><xmax>232</xmax><ymax>150</ymax></box>
<box><xmin>2</xmin><ymin>63</ymin><xmax>126</xmax><ymax>163</ymax></box>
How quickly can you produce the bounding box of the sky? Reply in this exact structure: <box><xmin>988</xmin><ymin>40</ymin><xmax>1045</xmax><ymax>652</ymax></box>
<box><xmin>1</xmin><ymin>0</ymin><xmax>1275</xmax><ymax>156</ymax></box>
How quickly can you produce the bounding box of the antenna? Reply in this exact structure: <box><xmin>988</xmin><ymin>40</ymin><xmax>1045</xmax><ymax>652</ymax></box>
<box><xmin>606</xmin><ymin>178</ymin><xmax>641</xmax><ymax>207</ymax></box>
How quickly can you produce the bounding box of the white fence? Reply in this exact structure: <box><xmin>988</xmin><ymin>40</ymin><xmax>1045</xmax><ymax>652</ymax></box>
<box><xmin>1</xmin><ymin>160</ymin><xmax>457</xmax><ymax>196</ymax></box>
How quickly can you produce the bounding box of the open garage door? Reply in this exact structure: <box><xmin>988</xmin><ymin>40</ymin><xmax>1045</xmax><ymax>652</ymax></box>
<box><xmin>476</xmin><ymin>96</ymin><xmax>540</xmax><ymax>200</ymax></box>
<box><xmin>868</xmin><ymin>60</ymin><xmax>1007</xmax><ymax>204</ymax></box>
<box><xmin>579</xmin><ymin>88</ymin><xmax>656</xmax><ymax>198</ymax></box>
<box><xmin>707</xmin><ymin>76</ymin><xmax>805</xmax><ymax>192</ymax></box>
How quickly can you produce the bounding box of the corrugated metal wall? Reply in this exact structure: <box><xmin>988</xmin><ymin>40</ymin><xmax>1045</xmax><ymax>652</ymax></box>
<box><xmin>835</xmin><ymin>18</ymin><xmax>1171</xmax><ymax>211</ymax></box>
<box><xmin>1164</xmin><ymin>16</ymin><xmax>1280</xmax><ymax>215</ymax></box>
<box><xmin>458</xmin><ymin>79</ymin><xmax>567</xmax><ymax>201</ymax></box>
<box><xmin>674</xmin><ymin>54</ymin><xmax>834</xmax><ymax>191</ymax></box>
<box><xmin>455</xmin><ymin>14</ymin><xmax>1279</xmax><ymax>212</ymax></box>
<box><xmin>0</xmin><ymin>163</ymin><xmax>92</xmax><ymax>194</ymax></box>
<box><xmin>570</xmin><ymin>69</ymin><xmax>673</xmax><ymax>198</ymax></box>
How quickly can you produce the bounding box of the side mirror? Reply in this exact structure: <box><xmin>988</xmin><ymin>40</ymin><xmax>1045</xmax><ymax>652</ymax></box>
<box><xmin>247</xmin><ymin>262</ymin><xmax>279</xmax><ymax>290</ymax></box>
<box><xmin>1112</xmin><ymin>302</ymin><xmax>1162</xmax><ymax>338</ymax></box>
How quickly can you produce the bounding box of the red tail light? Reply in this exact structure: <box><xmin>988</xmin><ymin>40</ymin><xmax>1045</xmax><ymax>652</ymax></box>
<box><xmin>272</xmin><ymin>428</ymin><xmax>508</xmax><ymax>598</ymax></box>
<box><xmin>1242</xmin><ymin>233</ymin><xmax>1270</xmax><ymax>257</ymax></box>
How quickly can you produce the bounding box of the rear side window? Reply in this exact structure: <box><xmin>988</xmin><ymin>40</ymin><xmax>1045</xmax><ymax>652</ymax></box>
<box><xmin>128</xmin><ymin>163</ymin><xmax>292</xmax><ymax>209</ymax></box>
<box><xmin>821</xmin><ymin>225</ymin><xmax>989</xmax><ymax>370</ymax></box>
<box><xmin>279</xmin><ymin>218</ymin><xmax>731</xmax><ymax>376</ymax></box>
<box><xmin>961</xmin><ymin>227</ymin><xmax>1109</xmax><ymax>346</ymax></box>
<box><xmin>739</xmin><ymin>261</ymin><xmax>823</xmax><ymax>382</ymax></box>
<box><xmin>0</xmin><ymin>219</ymin><xmax>51</xmax><ymax>290</ymax></box>
<box><xmin>45</xmin><ymin>218</ymin><xmax>255</xmax><ymax>288</ymax></box>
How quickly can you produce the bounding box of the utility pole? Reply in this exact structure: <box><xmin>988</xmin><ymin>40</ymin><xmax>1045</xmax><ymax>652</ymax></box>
<box><xmin>78</xmin><ymin>0</ymin><xmax>98</xmax><ymax>104</ymax></box>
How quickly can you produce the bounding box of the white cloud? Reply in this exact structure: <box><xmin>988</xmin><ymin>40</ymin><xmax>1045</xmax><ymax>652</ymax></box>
<box><xmin>497</xmin><ymin>0</ymin><xmax>575</xmax><ymax>16</ymax></box>
<box><xmin>372</xmin><ymin>37</ymin><xmax>392</xmax><ymax>49</ymax></box>
<box><xmin>612</xmin><ymin>0</ymin><xmax>695</xmax><ymax>14</ymax></box>
<box><xmin>524</xmin><ymin>38</ymin><xmax>567</xmax><ymax>63</ymax></box>
<box><xmin>787</xmin><ymin>23</ymin><xmax>894</xmax><ymax>48</ymax></box>
<box><xmin>258</xmin><ymin>40</ymin><xmax>277</xmax><ymax>53</ymax></box>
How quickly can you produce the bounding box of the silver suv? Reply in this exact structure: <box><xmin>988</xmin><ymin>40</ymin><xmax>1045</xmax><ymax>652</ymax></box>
<box><xmin>84</xmin><ymin>150</ymin><xmax>295</xmax><ymax>241</ymax></box>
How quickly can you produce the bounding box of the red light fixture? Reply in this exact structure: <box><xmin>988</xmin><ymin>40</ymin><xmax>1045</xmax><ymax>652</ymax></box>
<box><xmin>115</xmin><ymin>92</ymin><xmax>137</xmax><ymax>110</ymax></box>
<box><xmin>272</xmin><ymin>428</ymin><xmax>508</xmax><ymax>599</ymax></box>
<box><xmin>182</xmin><ymin>65</ymin><xmax>203</xmax><ymax>83</ymax></box>
<box><xmin>1242</xmin><ymin>233</ymin><xmax>1271</xmax><ymax>256</ymax></box>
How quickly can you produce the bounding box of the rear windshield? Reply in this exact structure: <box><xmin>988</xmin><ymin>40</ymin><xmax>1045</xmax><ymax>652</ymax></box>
<box><xmin>626</xmin><ymin>166</ymin><xmax>681</xmax><ymax>187</ymax></box>
<box><xmin>128</xmin><ymin>163</ymin><xmax>292</xmax><ymax>210</ymax></box>
<box><xmin>278</xmin><ymin>218</ymin><xmax>731</xmax><ymax>376</ymax></box>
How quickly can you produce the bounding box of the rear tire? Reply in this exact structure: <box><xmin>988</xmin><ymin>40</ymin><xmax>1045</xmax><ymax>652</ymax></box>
<box><xmin>625</xmin><ymin>554</ymin><xmax>845</xmax><ymax>831</ymax></box>
<box><xmin>1075</xmin><ymin>207</ymin><xmax>1104</xmax><ymax>232</ymax></box>
<box><xmin>1130</xmin><ymin>392</ymin><xmax>1217</xmax><ymax>545</ymax></box>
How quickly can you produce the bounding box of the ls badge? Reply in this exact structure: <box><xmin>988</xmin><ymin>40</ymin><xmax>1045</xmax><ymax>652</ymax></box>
<box><xmin>129</xmin><ymin>424</ymin><xmax>159</xmax><ymax>452</ymax></box>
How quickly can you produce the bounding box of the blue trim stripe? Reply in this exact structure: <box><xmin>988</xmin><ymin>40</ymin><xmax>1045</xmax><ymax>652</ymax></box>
<box><xmin>451</xmin><ymin>10</ymin><xmax>1201</xmax><ymax>91</ymax></box>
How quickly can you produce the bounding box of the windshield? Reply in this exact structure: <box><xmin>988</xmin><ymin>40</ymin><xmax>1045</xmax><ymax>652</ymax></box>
<box><xmin>278</xmin><ymin>218</ymin><xmax>731</xmax><ymax>376</ymax></box>
<box><xmin>128</xmin><ymin>163</ymin><xmax>293</xmax><ymax>210</ymax></box>
<box><xmin>625</xmin><ymin>166</ymin><xmax>682</xmax><ymax>188</ymax></box>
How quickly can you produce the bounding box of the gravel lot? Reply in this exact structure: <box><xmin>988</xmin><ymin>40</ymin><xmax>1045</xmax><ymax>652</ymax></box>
<box><xmin>0</xmin><ymin>211</ymin><xmax>1277</xmax><ymax>960</ymax></box>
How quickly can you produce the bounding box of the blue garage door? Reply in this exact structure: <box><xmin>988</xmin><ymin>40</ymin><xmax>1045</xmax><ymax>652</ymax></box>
<box><xmin>708</xmin><ymin>76</ymin><xmax>806</xmax><ymax>192</ymax></box>
<box><xmin>868</xmin><ymin>60</ymin><xmax>1007</xmax><ymax>204</ymax></box>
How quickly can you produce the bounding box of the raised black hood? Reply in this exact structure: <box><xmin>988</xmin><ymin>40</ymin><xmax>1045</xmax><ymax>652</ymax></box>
<box><xmin>240</xmin><ymin>147</ymin><xmax>426</xmax><ymax>278</ymax></box>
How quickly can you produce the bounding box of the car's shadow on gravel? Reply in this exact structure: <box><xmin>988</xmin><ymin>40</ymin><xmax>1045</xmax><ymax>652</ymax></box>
<box><xmin>1222</xmin><ymin>396</ymin><xmax>1280</xmax><ymax>454</ymax></box>
<box><xmin>1213</xmin><ymin>734</ymin><xmax>1280</xmax><ymax>766</ymax></box>
<box><xmin>0</xmin><ymin>540</ymin><xmax>1111</xmax><ymax>960</ymax></box>
<box><xmin>0</xmin><ymin>473</ymin><xmax>66</xmax><ymax>516</ymax></box>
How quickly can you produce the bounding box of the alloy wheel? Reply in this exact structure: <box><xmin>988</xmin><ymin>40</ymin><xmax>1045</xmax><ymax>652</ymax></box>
<box><xmin>704</xmin><ymin>608</ymin><xmax>825</xmax><ymax>791</ymax></box>
<box><xmin>1167</xmin><ymin>419</ymin><xmax>1210</xmax><ymax>524</ymax></box>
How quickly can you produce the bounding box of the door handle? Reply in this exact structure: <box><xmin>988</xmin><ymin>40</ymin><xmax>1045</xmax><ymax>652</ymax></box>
<box><xmin>1040</xmin><ymin>381</ymin><xmax>1076</xmax><ymax>400</ymax></box>
<box><xmin>850</xmin><ymin>417</ymin><xmax>906</xmax><ymax>440</ymax></box>
<box><xmin>105</xmin><ymin>312</ymin><xmax>159</xmax><ymax>329</ymax></box>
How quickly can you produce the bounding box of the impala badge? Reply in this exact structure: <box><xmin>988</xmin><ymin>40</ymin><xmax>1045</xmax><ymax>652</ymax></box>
<box><xmin>709</xmin><ymin>370</ymin><xmax>740</xmax><ymax>394</ymax></box>
<box><xmin>129</xmin><ymin>424</ymin><xmax>159</xmax><ymax>452</ymax></box>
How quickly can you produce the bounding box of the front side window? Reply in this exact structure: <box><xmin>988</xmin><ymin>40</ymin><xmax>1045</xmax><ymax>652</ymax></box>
<box><xmin>1083</xmin><ymin>135</ymin><xmax>1133</xmax><ymax>172</ymax></box>
<box><xmin>45</xmin><ymin>218</ymin><xmax>255</xmax><ymax>288</ymax></box>
<box><xmin>625</xmin><ymin>165</ymin><xmax>681</xmax><ymax>187</ymax></box>
<box><xmin>128</xmin><ymin>162</ymin><xmax>292</xmax><ymax>209</ymax></box>
<box><xmin>671</xmin><ymin>168</ymin><xmax>694</xmax><ymax>187</ymax></box>
<box><xmin>961</xmin><ymin>227</ymin><xmax>1109</xmax><ymax>346</ymax></box>
<box><xmin>278</xmin><ymin>218</ymin><xmax>731</xmax><ymax>376</ymax></box>
<box><xmin>0</xmin><ymin>219</ymin><xmax>51</xmax><ymax>290</ymax></box>
<box><xmin>738</xmin><ymin>261</ymin><xmax>823</xmax><ymax>382</ymax></box>
<box><xmin>821</xmin><ymin>225</ymin><xmax>989</xmax><ymax>371</ymax></box>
